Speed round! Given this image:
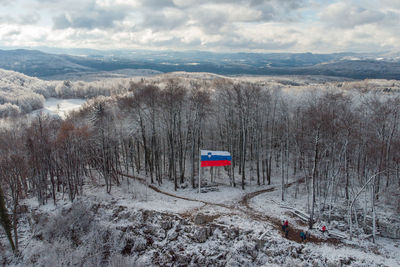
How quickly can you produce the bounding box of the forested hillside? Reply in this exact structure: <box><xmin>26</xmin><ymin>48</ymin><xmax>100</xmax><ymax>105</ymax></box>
<box><xmin>1</xmin><ymin>72</ymin><xmax>400</xmax><ymax>265</ymax></box>
<box><xmin>0</xmin><ymin>68</ymin><xmax>137</xmax><ymax>117</ymax></box>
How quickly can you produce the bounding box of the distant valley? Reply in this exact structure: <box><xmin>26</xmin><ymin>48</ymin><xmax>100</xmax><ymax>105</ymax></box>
<box><xmin>1</xmin><ymin>48</ymin><xmax>400</xmax><ymax>80</ymax></box>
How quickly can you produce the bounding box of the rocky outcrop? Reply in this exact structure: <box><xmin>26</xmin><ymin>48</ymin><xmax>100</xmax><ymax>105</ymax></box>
<box><xmin>15</xmin><ymin>200</ymin><xmax>387</xmax><ymax>266</ymax></box>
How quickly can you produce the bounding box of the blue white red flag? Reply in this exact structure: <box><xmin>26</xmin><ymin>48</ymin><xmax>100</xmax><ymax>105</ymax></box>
<box><xmin>200</xmin><ymin>150</ymin><xmax>232</xmax><ymax>167</ymax></box>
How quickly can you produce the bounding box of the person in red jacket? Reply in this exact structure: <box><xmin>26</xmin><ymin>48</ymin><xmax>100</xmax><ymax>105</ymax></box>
<box><xmin>321</xmin><ymin>225</ymin><xmax>328</xmax><ymax>236</ymax></box>
<box><xmin>282</xmin><ymin>220</ymin><xmax>289</xmax><ymax>237</ymax></box>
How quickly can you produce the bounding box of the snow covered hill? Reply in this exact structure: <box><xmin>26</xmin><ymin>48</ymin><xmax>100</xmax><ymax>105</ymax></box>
<box><xmin>0</xmin><ymin>69</ymin><xmax>56</xmax><ymax>116</ymax></box>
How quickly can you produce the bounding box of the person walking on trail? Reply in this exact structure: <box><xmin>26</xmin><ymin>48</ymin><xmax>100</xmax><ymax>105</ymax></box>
<box><xmin>282</xmin><ymin>220</ymin><xmax>288</xmax><ymax>231</ymax></box>
<box><xmin>300</xmin><ymin>231</ymin><xmax>306</xmax><ymax>242</ymax></box>
<box><xmin>321</xmin><ymin>225</ymin><xmax>328</xmax><ymax>237</ymax></box>
<box><xmin>282</xmin><ymin>220</ymin><xmax>289</xmax><ymax>237</ymax></box>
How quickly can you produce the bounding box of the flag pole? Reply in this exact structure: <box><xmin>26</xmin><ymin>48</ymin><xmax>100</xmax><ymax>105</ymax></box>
<box><xmin>198</xmin><ymin>149</ymin><xmax>201</xmax><ymax>193</ymax></box>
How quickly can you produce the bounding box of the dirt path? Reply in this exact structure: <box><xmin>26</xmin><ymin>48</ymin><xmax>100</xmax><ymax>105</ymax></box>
<box><xmin>119</xmin><ymin>172</ymin><xmax>340</xmax><ymax>244</ymax></box>
<box><xmin>120</xmin><ymin>172</ymin><xmax>232</xmax><ymax>209</ymax></box>
<box><xmin>237</xmin><ymin>179</ymin><xmax>340</xmax><ymax>244</ymax></box>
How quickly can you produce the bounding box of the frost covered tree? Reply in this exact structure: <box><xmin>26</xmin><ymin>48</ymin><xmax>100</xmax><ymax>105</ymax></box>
<box><xmin>160</xmin><ymin>80</ymin><xmax>187</xmax><ymax>191</ymax></box>
<box><xmin>89</xmin><ymin>98</ymin><xmax>120</xmax><ymax>193</ymax></box>
<box><xmin>0</xmin><ymin>184</ymin><xmax>15</xmax><ymax>252</ymax></box>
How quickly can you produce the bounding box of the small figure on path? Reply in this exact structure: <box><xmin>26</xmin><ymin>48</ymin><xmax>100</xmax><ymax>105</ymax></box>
<box><xmin>322</xmin><ymin>225</ymin><xmax>327</xmax><ymax>233</ymax></box>
<box><xmin>282</xmin><ymin>220</ymin><xmax>288</xmax><ymax>231</ymax></box>
<box><xmin>300</xmin><ymin>231</ymin><xmax>307</xmax><ymax>242</ymax></box>
<box><xmin>282</xmin><ymin>220</ymin><xmax>289</xmax><ymax>238</ymax></box>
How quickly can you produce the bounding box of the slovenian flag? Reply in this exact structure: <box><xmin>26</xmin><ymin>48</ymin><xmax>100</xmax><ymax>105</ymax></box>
<box><xmin>201</xmin><ymin>150</ymin><xmax>232</xmax><ymax>167</ymax></box>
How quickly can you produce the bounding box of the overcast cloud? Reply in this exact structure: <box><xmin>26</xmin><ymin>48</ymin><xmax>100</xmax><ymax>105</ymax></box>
<box><xmin>0</xmin><ymin>0</ymin><xmax>399</xmax><ymax>53</ymax></box>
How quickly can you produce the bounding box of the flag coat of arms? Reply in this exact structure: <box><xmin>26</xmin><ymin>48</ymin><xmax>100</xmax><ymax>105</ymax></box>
<box><xmin>200</xmin><ymin>150</ymin><xmax>232</xmax><ymax>167</ymax></box>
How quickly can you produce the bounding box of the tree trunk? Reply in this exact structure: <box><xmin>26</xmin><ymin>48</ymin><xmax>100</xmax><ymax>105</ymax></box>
<box><xmin>309</xmin><ymin>128</ymin><xmax>319</xmax><ymax>229</ymax></box>
<box><xmin>0</xmin><ymin>185</ymin><xmax>15</xmax><ymax>252</ymax></box>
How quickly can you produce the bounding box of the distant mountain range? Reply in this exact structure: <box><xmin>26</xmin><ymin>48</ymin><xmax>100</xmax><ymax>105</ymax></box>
<box><xmin>1</xmin><ymin>48</ymin><xmax>400</xmax><ymax>80</ymax></box>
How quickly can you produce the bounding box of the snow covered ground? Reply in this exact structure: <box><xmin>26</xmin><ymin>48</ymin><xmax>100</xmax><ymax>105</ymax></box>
<box><xmin>31</xmin><ymin>97</ymin><xmax>86</xmax><ymax>119</ymax></box>
<box><xmin>5</xmin><ymin>170</ymin><xmax>398</xmax><ymax>267</ymax></box>
<box><xmin>249</xmin><ymin>182</ymin><xmax>400</xmax><ymax>267</ymax></box>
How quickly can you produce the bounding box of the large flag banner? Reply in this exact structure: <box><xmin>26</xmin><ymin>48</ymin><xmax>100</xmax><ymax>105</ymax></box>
<box><xmin>201</xmin><ymin>150</ymin><xmax>232</xmax><ymax>167</ymax></box>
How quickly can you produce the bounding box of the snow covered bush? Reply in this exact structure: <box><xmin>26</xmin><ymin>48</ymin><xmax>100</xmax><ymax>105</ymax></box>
<box><xmin>24</xmin><ymin>201</ymin><xmax>126</xmax><ymax>266</ymax></box>
<box><xmin>0</xmin><ymin>103</ymin><xmax>20</xmax><ymax>117</ymax></box>
<box><xmin>42</xmin><ymin>202</ymin><xmax>94</xmax><ymax>245</ymax></box>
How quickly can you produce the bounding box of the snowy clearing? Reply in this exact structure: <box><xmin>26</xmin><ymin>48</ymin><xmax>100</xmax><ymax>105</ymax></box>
<box><xmin>31</xmin><ymin>97</ymin><xmax>85</xmax><ymax>118</ymax></box>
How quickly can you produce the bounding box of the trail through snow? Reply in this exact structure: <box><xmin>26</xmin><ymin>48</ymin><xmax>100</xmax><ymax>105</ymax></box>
<box><xmin>120</xmin><ymin>172</ymin><xmax>342</xmax><ymax>246</ymax></box>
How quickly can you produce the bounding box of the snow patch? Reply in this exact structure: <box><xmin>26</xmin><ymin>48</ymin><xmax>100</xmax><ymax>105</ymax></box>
<box><xmin>31</xmin><ymin>97</ymin><xmax>86</xmax><ymax>119</ymax></box>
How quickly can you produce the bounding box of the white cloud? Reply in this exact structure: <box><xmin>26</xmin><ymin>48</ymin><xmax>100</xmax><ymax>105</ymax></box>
<box><xmin>381</xmin><ymin>0</ymin><xmax>400</xmax><ymax>9</ymax></box>
<box><xmin>0</xmin><ymin>0</ymin><xmax>399</xmax><ymax>53</ymax></box>
<box><xmin>320</xmin><ymin>1</ymin><xmax>386</xmax><ymax>28</ymax></box>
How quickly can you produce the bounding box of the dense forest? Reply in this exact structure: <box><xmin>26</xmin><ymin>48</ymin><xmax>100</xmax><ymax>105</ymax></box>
<box><xmin>0</xmin><ymin>74</ymin><xmax>400</xmax><ymax>253</ymax></box>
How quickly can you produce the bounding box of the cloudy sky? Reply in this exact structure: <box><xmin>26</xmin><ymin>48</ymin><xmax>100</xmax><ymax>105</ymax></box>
<box><xmin>0</xmin><ymin>0</ymin><xmax>399</xmax><ymax>53</ymax></box>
